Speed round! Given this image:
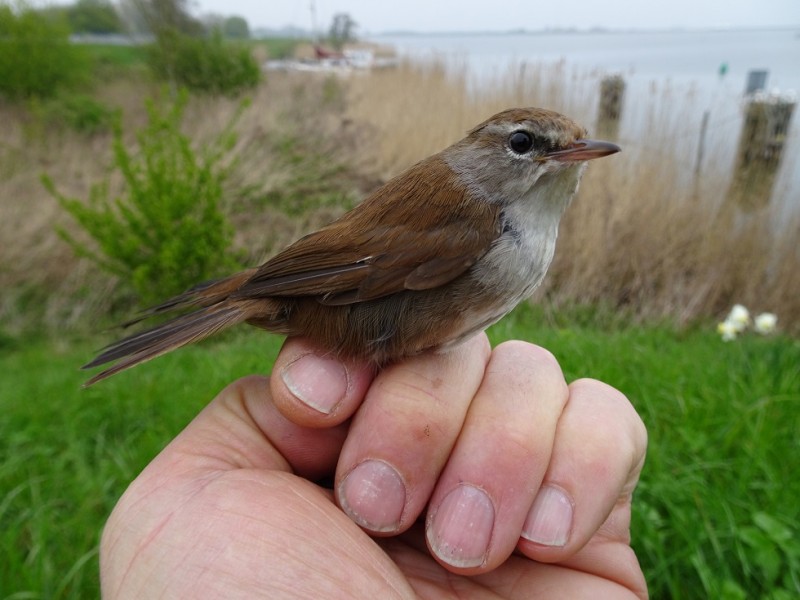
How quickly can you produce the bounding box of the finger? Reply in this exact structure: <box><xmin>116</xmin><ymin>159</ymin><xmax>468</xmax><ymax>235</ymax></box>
<box><xmin>270</xmin><ymin>337</ymin><xmax>377</xmax><ymax>427</ymax></box>
<box><xmin>334</xmin><ymin>334</ymin><xmax>492</xmax><ymax>535</ymax></box>
<box><xmin>162</xmin><ymin>375</ymin><xmax>349</xmax><ymax>481</ymax></box>
<box><xmin>517</xmin><ymin>378</ymin><xmax>647</xmax><ymax>587</ymax></box>
<box><xmin>425</xmin><ymin>342</ymin><xmax>569</xmax><ymax>573</ymax></box>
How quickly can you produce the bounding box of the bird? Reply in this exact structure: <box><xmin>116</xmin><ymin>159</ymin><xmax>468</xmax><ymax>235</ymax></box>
<box><xmin>83</xmin><ymin>107</ymin><xmax>620</xmax><ymax>385</ymax></box>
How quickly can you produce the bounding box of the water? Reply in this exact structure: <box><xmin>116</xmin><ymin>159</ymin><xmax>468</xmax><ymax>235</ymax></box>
<box><xmin>369</xmin><ymin>29</ymin><xmax>800</xmax><ymax>214</ymax></box>
<box><xmin>373</xmin><ymin>29</ymin><xmax>800</xmax><ymax>91</ymax></box>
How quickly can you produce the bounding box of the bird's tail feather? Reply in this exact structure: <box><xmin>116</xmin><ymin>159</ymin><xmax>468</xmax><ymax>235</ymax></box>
<box><xmin>120</xmin><ymin>269</ymin><xmax>257</xmax><ymax>328</ymax></box>
<box><xmin>82</xmin><ymin>303</ymin><xmax>246</xmax><ymax>386</ymax></box>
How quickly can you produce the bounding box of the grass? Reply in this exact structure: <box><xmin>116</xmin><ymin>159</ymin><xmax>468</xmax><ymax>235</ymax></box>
<box><xmin>0</xmin><ymin>329</ymin><xmax>284</xmax><ymax>598</ymax></box>
<box><xmin>498</xmin><ymin>308</ymin><xmax>800</xmax><ymax>597</ymax></box>
<box><xmin>250</xmin><ymin>37</ymin><xmax>307</xmax><ymax>60</ymax></box>
<box><xmin>1</xmin><ymin>307</ymin><xmax>798</xmax><ymax>598</ymax></box>
<box><xmin>79</xmin><ymin>38</ymin><xmax>305</xmax><ymax>71</ymax></box>
<box><xmin>83</xmin><ymin>44</ymin><xmax>149</xmax><ymax>72</ymax></box>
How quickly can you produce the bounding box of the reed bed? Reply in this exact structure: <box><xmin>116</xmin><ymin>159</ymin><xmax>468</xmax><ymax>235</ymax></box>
<box><xmin>0</xmin><ymin>57</ymin><xmax>797</xmax><ymax>334</ymax></box>
<box><xmin>346</xmin><ymin>58</ymin><xmax>799</xmax><ymax>327</ymax></box>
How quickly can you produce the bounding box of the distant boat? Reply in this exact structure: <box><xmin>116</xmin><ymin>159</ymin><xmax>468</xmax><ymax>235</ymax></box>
<box><xmin>264</xmin><ymin>48</ymin><xmax>397</xmax><ymax>74</ymax></box>
<box><xmin>266</xmin><ymin>1</ymin><xmax>397</xmax><ymax>74</ymax></box>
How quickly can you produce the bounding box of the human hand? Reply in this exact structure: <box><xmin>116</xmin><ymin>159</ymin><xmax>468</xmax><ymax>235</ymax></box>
<box><xmin>100</xmin><ymin>334</ymin><xmax>648</xmax><ymax>598</ymax></box>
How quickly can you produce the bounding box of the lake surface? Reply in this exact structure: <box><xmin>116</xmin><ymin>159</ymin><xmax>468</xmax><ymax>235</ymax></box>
<box><xmin>369</xmin><ymin>29</ymin><xmax>800</xmax><ymax>213</ymax></box>
<box><xmin>373</xmin><ymin>29</ymin><xmax>800</xmax><ymax>91</ymax></box>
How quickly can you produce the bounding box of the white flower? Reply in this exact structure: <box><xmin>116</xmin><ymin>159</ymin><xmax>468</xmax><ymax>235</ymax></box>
<box><xmin>717</xmin><ymin>320</ymin><xmax>739</xmax><ymax>341</ymax></box>
<box><xmin>754</xmin><ymin>313</ymin><xmax>777</xmax><ymax>334</ymax></box>
<box><xmin>727</xmin><ymin>304</ymin><xmax>751</xmax><ymax>332</ymax></box>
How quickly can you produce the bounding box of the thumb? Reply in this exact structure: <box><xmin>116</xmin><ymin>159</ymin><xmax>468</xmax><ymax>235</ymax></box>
<box><xmin>158</xmin><ymin>373</ymin><xmax>350</xmax><ymax>481</ymax></box>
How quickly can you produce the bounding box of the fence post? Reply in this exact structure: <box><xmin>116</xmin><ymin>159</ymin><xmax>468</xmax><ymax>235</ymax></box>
<box><xmin>728</xmin><ymin>92</ymin><xmax>797</xmax><ymax>211</ymax></box>
<box><xmin>744</xmin><ymin>69</ymin><xmax>768</xmax><ymax>95</ymax></box>
<box><xmin>597</xmin><ymin>74</ymin><xmax>625</xmax><ymax>140</ymax></box>
<box><xmin>693</xmin><ymin>110</ymin><xmax>711</xmax><ymax>199</ymax></box>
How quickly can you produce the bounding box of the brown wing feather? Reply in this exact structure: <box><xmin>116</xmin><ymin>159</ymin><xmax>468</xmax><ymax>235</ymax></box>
<box><xmin>234</xmin><ymin>155</ymin><xmax>501</xmax><ymax>304</ymax></box>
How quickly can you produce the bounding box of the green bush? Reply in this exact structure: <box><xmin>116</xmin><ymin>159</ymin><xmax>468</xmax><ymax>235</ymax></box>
<box><xmin>66</xmin><ymin>0</ymin><xmax>123</xmax><ymax>34</ymax></box>
<box><xmin>0</xmin><ymin>3</ymin><xmax>88</xmax><ymax>99</ymax></box>
<box><xmin>29</xmin><ymin>92</ymin><xmax>117</xmax><ymax>135</ymax></box>
<box><xmin>44</xmin><ymin>92</ymin><xmax>241</xmax><ymax>305</ymax></box>
<box><xmin>147</xmin><ymin>30</ymin><xmax>261</xmax><ymax>95</ymax></box>
<box><xmin>55</xmin><ymin>93</ymin><xmax>117</xmax><ymax>134</ymax></box>
<box><xmin>86</xmin><ymin>43</ymin><xmax>149</xmax><ymax>77</ymax></box>
<box><xmin>256</xmin><ymin>37</ymin><xmax>302</xmax><ymax>60</ymax></box>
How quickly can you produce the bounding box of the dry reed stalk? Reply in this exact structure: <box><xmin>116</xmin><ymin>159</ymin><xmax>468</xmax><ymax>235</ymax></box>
<box><xmin>1</xmin><ymin>59</ymin><xmax>797</xmax><ymax>333</ymax></box>
<box><xmin>0</xmin><ymin>74</ymin><xmax>359</xmax><ymax>331</ymax></box>
<box><xmin>0</xmin><ymin>105</ymin><xmax>116</xmax><ymax>326</ymax></box>
<box><xmin>344</xmin><ymin>59</ymin><xmax>799</xmax><ymax>329</ymax></box>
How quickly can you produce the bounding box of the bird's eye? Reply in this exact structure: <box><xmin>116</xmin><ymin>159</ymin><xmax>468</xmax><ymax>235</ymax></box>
<box><xmin>508</xmin><ymin>131</ymin><xmax>534</xmax><ymax>154</ymax></box>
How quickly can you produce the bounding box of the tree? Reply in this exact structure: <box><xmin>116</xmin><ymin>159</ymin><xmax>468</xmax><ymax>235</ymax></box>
<box><xmin>121</xmin><ymin>0</ymin><xmax>204</xmax><ymax>37</ymax></box>
<box><xmin>223</xmin><ymin>15</ymin><xmax>249</xmax><ymax>39</ymax></box>
<box><xmin>328</xmin><ymin>12</ymin><xmax>356</xmax><ymax>51</ymax></box>
<box><xmin>67</xmin><ymin>0</ymin><xmax>123</xmax><ymax>34</ymax></box>
<box><xmin>0</xmin><ymin>3</ymin><xmax>88</xmax><ymax>99</ymax></box>
<box><xmin>146</xmin><ymin>30</ymin><xmax>260</xmax><ymax>95</ymax></box>
<box><xmin>124</xmin><ymin>0</ymin><xmax>203</xmax><ymax>86</ymax></box>
<box><xmin>116</xmin><ymin>0</ymin><xmax>259</xmax><ymax>94</ymax></box>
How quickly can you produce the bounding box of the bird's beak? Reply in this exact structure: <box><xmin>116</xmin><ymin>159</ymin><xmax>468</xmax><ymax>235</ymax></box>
<box><xmin>544</xmin><ymin>139</ymin><xmax>621</xmax><ymax>162</ymax></box>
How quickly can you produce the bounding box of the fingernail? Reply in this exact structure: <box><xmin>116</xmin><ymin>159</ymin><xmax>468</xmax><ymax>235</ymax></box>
<box><xmin>281</xmin><ymin>353</ymin><xmax>348</xmax><ymax>414</ymax></box>
<box><xmin>521</xmin><ymin>485</ymin><xmax>573</xmax><ymax>547</ymax></box>
<box><xmin>338</xmin><ymin>460</ymin><xmax>406</xmax><ymax>532</ymax></box>
<box><xmin>427</xmin><ymin>484</ymin><xmax>494</xmax><ymax>568</ymax></box>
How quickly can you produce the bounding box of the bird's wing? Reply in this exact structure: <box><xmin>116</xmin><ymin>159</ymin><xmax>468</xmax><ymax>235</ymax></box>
<box><xmin>233</xmin><ymin>156</ymin><xmax>502</xmax><ymax>305</ymax></box>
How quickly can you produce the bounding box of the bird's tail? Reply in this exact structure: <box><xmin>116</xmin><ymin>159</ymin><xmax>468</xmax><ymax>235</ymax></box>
<box><xmin>83</xmin><ymin>271</ymin><xmax>256</xmax><ymax>386</ymax></box>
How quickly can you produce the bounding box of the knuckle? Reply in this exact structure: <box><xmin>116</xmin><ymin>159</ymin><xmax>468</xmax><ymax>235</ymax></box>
<box><xmin>569</xmin><ymin>378</ymin><xmax>648</xmax><ymax>462</ymax></box>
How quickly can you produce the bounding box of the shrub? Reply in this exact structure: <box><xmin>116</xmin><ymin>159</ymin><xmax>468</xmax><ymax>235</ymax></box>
<box><xmin>0</xmin><ymin>3</ymin><xmax>88</xmax><ymax>99</ymax></box>
<box><xmin>147</xmin><ymin>30</ymin><xmax>261</xmax><ymax>95</ymax></box>
<box><xmin>29</xmin><ymin>93</ymin><xmax>117</xmax><ymax>135</ymax></box>
<box><xmin>66</xmin><ymin>0</ymin><xmax>123</xmax><ymax>34</ymax></box>
<box><xmin>44</xmin><ymin>92</ymin><xmax>241</xmax><ymax>306</ymax></box>
<box><xmin>56</xmin><ymin>94</ymin><xmax>117</xmax><ymax>134</ymax></box>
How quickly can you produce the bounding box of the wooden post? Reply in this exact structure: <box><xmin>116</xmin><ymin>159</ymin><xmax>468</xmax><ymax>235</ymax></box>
<box><xmin>693</xmin><ymin>110</ymin><xmax>711</xmax><ymax>198</ymax></box>
<box><xmin>728</xmin><ymin>93</ymin><xmax>796</xmax><ymax>211</ymax></box>
<box><xmin>744</xmin><ymin>69</ymin><xmax>768</xmax><ymax>95</ymax></box>
<box><xmin>597</xmin><ymin>75</ymin><xmax>625</xmax><ymax>140</ymax></box>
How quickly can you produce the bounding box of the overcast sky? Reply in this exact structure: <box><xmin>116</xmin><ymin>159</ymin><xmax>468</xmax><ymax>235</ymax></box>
<box><xmin>194</xmin><ymin>0</ymin><xmax>800</xmax><ymax>33</ymax></box>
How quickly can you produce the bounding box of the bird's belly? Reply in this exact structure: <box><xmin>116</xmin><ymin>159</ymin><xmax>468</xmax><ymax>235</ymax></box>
<box><xmin>435</xmin><ymin>295</ymin><xmax>524</xmax><ymax>352</ymax></box>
